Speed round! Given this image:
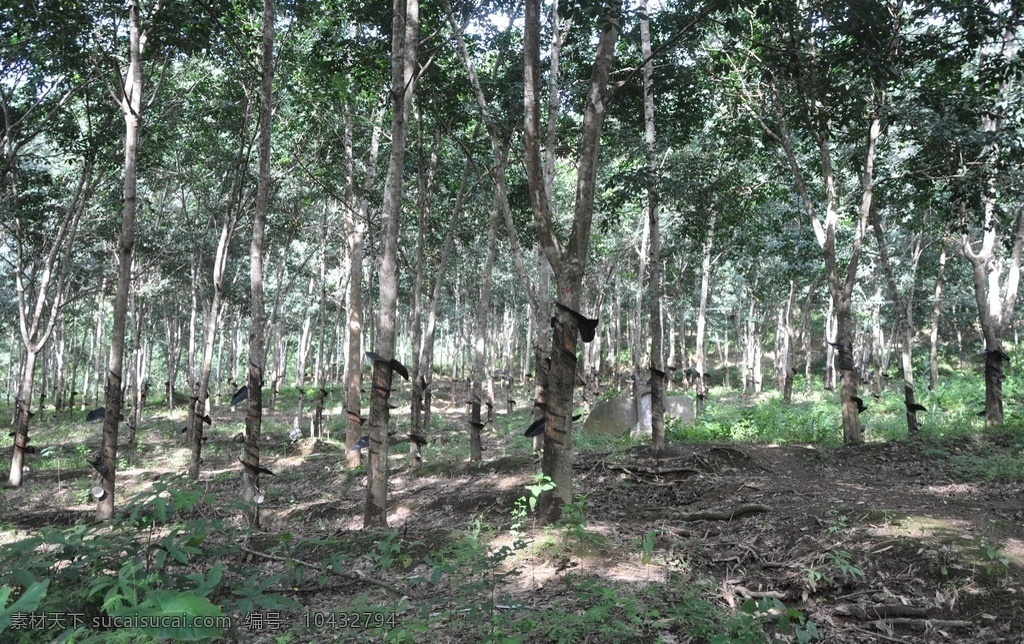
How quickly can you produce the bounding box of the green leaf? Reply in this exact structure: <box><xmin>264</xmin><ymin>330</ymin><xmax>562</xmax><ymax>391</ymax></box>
<box><xmin>0</xmin><ymin>580</ymin><xmax>50</xmax><ymax>632</ymax></box>
<box><xmin>110</xmin><ymin>590</ymin><xmax>224</xmax><ymax>640</ymax></box>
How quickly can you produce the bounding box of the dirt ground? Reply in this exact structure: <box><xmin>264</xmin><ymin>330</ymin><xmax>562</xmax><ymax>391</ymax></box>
<box><xmin>3</xmin><ymin>390</ymin><xmax>1023</xmax><ymax>643</ymax></box>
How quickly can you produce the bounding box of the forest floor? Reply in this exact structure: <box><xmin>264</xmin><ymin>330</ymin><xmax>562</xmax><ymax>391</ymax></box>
<box><xmin>2</xmin><ymin>381</ymin><xmax>1023</xmax><ymax>643</ymax></box>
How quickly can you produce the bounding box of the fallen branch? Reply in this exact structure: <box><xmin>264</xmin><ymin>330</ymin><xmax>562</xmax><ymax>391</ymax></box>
<box><xmin>238</xmin><ymin>545</ymin><xmax>401</xmax><ymax>596</ymax></box>
<box><xmin>847</xmin><ymin>626</ymin><xmax>906</xmax><ymax>643</ymax></box>
<box><xmin>609</xmin><ymin>464</ymin><xmax>704</xmax><ymax>479</ymax></box>
<box><xmin>834</xmin><ymin>603</ymin><xmax>930</xmax><ymax>620</ymax></box>
<box><xmin>871</xmin><ymin>617</ymin><xmax>974</xmax><ymax>630</ymax></box>
<box><xmin>676</xmin><ymin>503</ymin><xmax>773</xmax><ymax>522</ymax></box>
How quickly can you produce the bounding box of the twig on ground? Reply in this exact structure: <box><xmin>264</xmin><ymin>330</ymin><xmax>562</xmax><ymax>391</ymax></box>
<box><xmin>238</xmin><ymin>544</ymin><xmax>401</xmax><ymax>596</ymax></box>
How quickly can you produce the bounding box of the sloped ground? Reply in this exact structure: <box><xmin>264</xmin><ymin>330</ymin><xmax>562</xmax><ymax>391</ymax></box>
<box><xmin>2</xmin><ymin>389</ymin><xmax>1023</xmax><ymax>642</ymax></box>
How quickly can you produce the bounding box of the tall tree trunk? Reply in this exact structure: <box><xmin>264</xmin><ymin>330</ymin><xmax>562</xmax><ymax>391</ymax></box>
<box><xmin>97</xmin><ymin>0</ymin><xmax>147</xmax><ymax>520</ymax></box>
<box><xmin>640</xmin><ymin>0</ymin><xmax>665</xmax><ymax>454</ymax></box>
<box><xmin>241</xmin><ymin>0</ymin><xmax>273</xmax><ymax>528</ymax></box>
<box><xmin>470</xmin><ymin>197</ymin><xmax>500</xmax><ymax>462</ymax></box>
<box><xmin>755</xmin><ymin>78</ymin><xmax>881</xmax><ymax>443</ymax></box>
<box><xmin>930</xmin><ymin>234</ymin><xmax>949</xmax><ymax>390</ymax></box>
<box><xmin>446</xmin><ymin>3</ymin><xmax>549</xmax><ymax>451</ymax></box>
<box><xmin>523</xmin><ymin>0</ymin><xmax>621</xmax><ymax>523</ymax></box>
<box><xmin>408</xmin><ymin>120</ymin><xmax>438</xmax><ymax>466</ymax></box>
<box><xmin>86</xmin><ymin>279</ymin><xmax>107</xmax><ymax>408</ymax></box>
<box><xmin>365</xmin><ymin>0</ymin><xmax>417</xmax><ymax>529</ymax></box>
<box><xmin>164</xmin><ymin>311</ymin><xmax>181</xmax><ymax>410</ymax></box>
<box><xmin>129</xmin><ymin>297</ymin><xmax>145</xmax><ymax>444</ymax></box>
<box><xmin>694</xmin><ymin>217</ymin><xmax>715</xmax><ymax>414</ymax></box>
<box><xmin>296</xmin><ymin>274</ymin><xmax>316</xmax><ymax>390</ymax></box>
<box><xmin>961</xmin><ymin>25</ymin><xmax>1020</xmax><ymax>426</ymax></box>
<box><xmin>9</xmin><ymin>350</ymin><xmax>38</xmax><ymax>487</ymax></box>
<box><xmin>343</xmin><ymin>106</ymin><xmax>383</xmax><ymax>469</ymax></box>
<box><xmin>417</xmin><ymin>166</ymin><xmax>469</xmax><ymax>442</ymax></box>
<box><xmin>824</xmin><ymin>298</ymin><xmax>837</xmax><ymax>391</ymax></box>
<box><xmin>778</xmin><ymin>281</ymin><xmax>796</xmax><ymax>402</ymax></box>
<box><xmin>871</xmin><ymin>207</ymin><xmax>923</xmax><ymax>433</ymax></box>
<box><xmin>189</xmin><ymin>90</ymin><xmax>251</xmax><ymax>479</ymax></box>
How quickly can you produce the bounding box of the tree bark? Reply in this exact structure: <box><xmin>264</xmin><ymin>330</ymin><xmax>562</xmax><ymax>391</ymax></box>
<box><xmin>188</xmin><ymin>86</ymin><xmax>253</xmax><ymax>479</ymax></box>
<box><xmin>694</xmin><ymin>217</ymin><xmax>715</xmax><ymax>414</ymax></box>
<box><xmin>871</xmin><ymin>206</ymin><xmax>923</xmax><ymax>433</ymax></box>
<box><xmin>929</xmin><ymin>233</ymin><xmax>949</xmax><ymax>391</ymax></box>
<box><xmin>97</xmin><ymin>0</ymin><xmax>146</xmax><ymax>520</ymax></box>
<box><xmin>961</xmin><ymin>24</ymin><xmax>1020</xmax><ymax>426</ymax></box>
<box><xmin>640</xmin><ymin>0</ymin><xmax>665</xmax><ymax>454</ymax></box>
<box><xmin>524</xmin><ymin>0</ymin><xmax>621</xmax><ymax>523</ymax></box>
<box><xmin>342</xmin><ymin>105</ymin><xmax>383</xmax><ymax>468</ymax></box>
<box><xmin>241</xmin><ymin>0</ymin><xmax>273</xmax><ymax>528</ymax></box>
<box><xmin>470</xmin><ymin>196</ymin><xmax>500</xmax><ymax>462</ymax></box>
<box><xmin>365</xmin><ymin>0</ymin><xmax>417</xmax><ymax>529</ymax></box>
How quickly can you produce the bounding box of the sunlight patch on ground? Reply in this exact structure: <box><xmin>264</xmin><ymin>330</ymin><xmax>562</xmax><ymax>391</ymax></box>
<box><xmin>1000</xmin><ymin>537</ymin><xmax>1024</xmax><ymax>567</ymax></box>
<box><xmin>0</xmin><ymin>529</ymin><xmax>30</xmax><ymax>546</ymax></box>
<box><xmin>388</xmin><ymin>505</ymin><xmax>412</xmax><ymax>524</ymax></box>
<box><xmin>924</xmin><ymin>482</ymin><xmax>984</xmax><ymax>497</ymax></box>
<box><xmin>867</xmin><ymin>514</ymin><xmax>972</xmax><ymax>540</ymax></box>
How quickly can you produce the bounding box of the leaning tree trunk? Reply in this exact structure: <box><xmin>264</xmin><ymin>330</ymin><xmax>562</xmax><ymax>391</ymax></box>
<box><xmin>447</xmin><ymin>7</ymin><xmax>549</xmax><ymax>452</ymax></box>
<box><xmin>7</xmin><ymin>163</ymin><xmax>87</xmax><ymax>485</ymax></box>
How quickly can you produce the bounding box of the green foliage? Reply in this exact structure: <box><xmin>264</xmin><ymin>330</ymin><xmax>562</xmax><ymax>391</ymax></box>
<box><xmin>0</xmin><ymin>478</ymin><xmax>317</xmax><ymax>641</ymax></box>
<box><xmin>0</xmin><ymin>581</ymin><xmax>48</xmax><ymax>632</ymax></box>
<box><xmin>519</xmin><ymin>473</ymin><xmax>555</xmax><ymax>516</ymax></box>
<box><xmin>669</xmin><ymin>394</ymin><xmax>841</xmax><ymax>445</ymax></box>
<box><xmin>804</xmin><ymin>550</ymin><xmax>864</xmax><ymax>593</ymax></box>
<box><xmin>734</xmin><ymin>598</ymin><xmax>819</xmax><ymax>644</ymax></box>
<box><xmin>370</xmin><ymin>530</ymin><xmax>421</xmax><ymax>571</ymax></box>
<box><xmin>977</xmin><ymin>539</ymin><xmax>1012</xmax><ymax>577</ymax></box>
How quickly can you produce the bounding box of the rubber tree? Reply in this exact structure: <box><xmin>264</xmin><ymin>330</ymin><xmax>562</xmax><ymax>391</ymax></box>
<box><xmin>240</xmin><ymin>0</ymin><xmax>274</xmax><ymax>528</ymax></box>
<box><xmin>2</xmin><ymin>0</ymin><xmax>100</xmax><ymax>487</ymax></box>
<box><xmin>903</xmin><ymin>1</ymin><xmax>1023</xmax><ymax>425</ymax></box>
<box><xmin>98</xmin><ymin>0</ymin><xmax>150</xmax><ymax>521</ymax></box>
<box><xmin>728</xmin><ymin>0</ymin><xmax>901</xmax><ymax>443</ymax></box>
<box><xmin>523</xmin><ymin>0</ymin><xmax>622</xmax><ymax>523</ymax></box>
<box><xmin>364</xmin><ymin>0</ymin><xmax>418</xmax><ymax>529</ymax></box>
<box><xmin>640</xmin><ymin>0</ymin><xmax>666</xmax><ymax>454</ymax></box>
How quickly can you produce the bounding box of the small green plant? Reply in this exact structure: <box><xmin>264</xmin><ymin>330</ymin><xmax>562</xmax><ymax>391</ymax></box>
<box><xmin>638</xmin><ymin>530</ymin><xmax>659</xmax><ymax>565</ymax></box>
<box><xmin>511</xmin><ymin>473</ymin><xmax>555</xmax><ymax>533</ymax></box>
<box><xmin>735</xmin><ymin>598</ymin><xmax>819</xmax><ymax>643</ymax></box>
<box><xmin>823</xmin><ymin>509</ymin><xmax>848</xmax><ymax>536</ymax></box>
<box><xmin>555</xmin><ymin>496</ymin><xmax>606</xmax><ymax>554</ymax></box>
<box><xmin>805</xmin><ymin>550</ymin><xmax>864</xmax><ymax>592</ymax></box>
<box><xmin>371</xmin><ymin>530</ymin><xmax>417</xmax><ymax>571</ymax></box>
<box><xmin>828</xmin><ymin>550</ymin><xmax>865</xmax><ymax>582</ymax></box>
<box><xmin>804</xmin><ymin>566</ymin><xmax>830</xmax><ymax>592</ymax></box>
<box><xmin>978</xmin><ymin>539</ymin><xmax>1011</xmax><ymax>576</ymax></box>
